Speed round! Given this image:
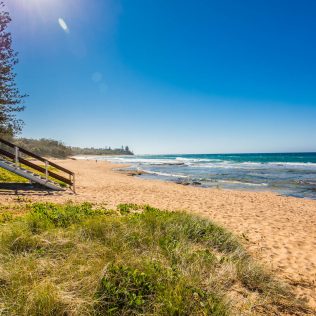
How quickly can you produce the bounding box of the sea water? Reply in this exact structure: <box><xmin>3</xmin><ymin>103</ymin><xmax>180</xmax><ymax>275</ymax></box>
<box><xmin>86</xmin><ymin>153</ymin><xmax>316</xmax><ymax>199</ymax></box>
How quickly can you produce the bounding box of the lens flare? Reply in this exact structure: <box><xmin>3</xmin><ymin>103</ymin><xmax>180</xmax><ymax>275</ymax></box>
<box><xmin>58</xmin><ymin>18</ymin><xmax>69</xmax><ymax>33</ymax></box>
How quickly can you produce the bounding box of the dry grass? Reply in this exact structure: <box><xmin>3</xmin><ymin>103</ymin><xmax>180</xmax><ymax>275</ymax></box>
<box><xmin>0</xmin><ymin>202</ymin><xmax>310</xmax><ymax>315</ymax></box>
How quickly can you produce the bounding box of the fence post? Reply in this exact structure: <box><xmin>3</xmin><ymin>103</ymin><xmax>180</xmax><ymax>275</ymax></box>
<box><xmin>14</xmin><ymin>146</ymin><xmax>19</xmax><ymax>168</ymax></box>
<box><xmin>72</xmin><ymin>174</ymin><xmax>76</xmax><ymax>193</ymax></box>
<box><xmin>45</xmin><ymin>161</ymin><xmax>49</xmax><ymax>181</ymax></box>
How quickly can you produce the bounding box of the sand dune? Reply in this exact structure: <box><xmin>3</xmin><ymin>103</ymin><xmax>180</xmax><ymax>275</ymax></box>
<box><xmin>1</xmin><ymin>158</ymin><xmax>315</xmax><ymax>309</ymax></box>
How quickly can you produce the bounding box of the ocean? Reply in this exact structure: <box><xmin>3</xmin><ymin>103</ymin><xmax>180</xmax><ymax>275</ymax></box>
<box><xmin>83</xmin><ymin>153</ymin><xmax>316</xmax><ymax>200</ymax></box>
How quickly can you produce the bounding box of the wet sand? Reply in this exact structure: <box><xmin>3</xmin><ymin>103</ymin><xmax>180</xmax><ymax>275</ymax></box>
<box><xmin>1</xmin><ymin>158</ymin><xmax>315</xmax><ymax>309</ymax></box>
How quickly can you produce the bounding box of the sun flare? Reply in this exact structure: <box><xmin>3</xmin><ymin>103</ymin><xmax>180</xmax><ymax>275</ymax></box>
<box><xmin>14</xmin><ymin>0</ymin><xmax>66</xmax><ymax>21</ymax></box>
<box><xmin>10</xmin><ymin>0</ymin><xmax>71</xmax><ymax>33</ymax></box>
<box><xmin>58</xmin><ymin>18</ymin><xmax>69</xmax><ymax>33</ymax></box>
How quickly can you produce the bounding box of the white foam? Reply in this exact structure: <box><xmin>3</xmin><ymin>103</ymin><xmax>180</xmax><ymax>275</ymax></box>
<box><xmin>145</xmin><ymin>170</ymin><xmax>188</xmax><ymax>178</ymax></box>
<box><xmin>191</xmin><ymin>161</ymin><xmax>316</xmax><ymax>170</ymax></box>
<box><xmin>217</xmin><ymin>180</ymin><xmax>268</xmax><ymax>186</ymax></box>
<box><xmin>175</xmin><ymin>157</ymin><xmax>221</xmax><ymax>163</ymax></box>
<box><xmin>75</xmin><ymin>155</ymin><xmax>316</xmax><ymax>170</ymax></box>
<box><xmin>267</xmin><ymin>162</ymin><xmax>316</xmax><ymax>168</ymax></box>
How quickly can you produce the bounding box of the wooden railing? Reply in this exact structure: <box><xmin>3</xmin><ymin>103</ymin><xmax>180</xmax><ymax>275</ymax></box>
<box><xmin>0</xmin><ymin>138</ymin><xmax>75</xmax><ymax>192</ymax></box>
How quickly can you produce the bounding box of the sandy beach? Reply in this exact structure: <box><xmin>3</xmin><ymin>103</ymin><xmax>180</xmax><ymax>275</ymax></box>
<box><xmin>1</xmin><ymin>158</ymin><xmax>315</xmax><ymax>310</ymax></box>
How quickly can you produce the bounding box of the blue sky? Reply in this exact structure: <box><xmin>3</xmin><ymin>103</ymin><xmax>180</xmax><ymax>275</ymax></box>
<box><xmin>6</xmin><ymin>0</ymin><xmax>316</xmax><ymax>154</ymax></box>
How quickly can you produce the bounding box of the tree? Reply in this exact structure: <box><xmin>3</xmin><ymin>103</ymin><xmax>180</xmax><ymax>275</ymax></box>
<box><xmin>0</xmin><ymin>2</ymin><xmax>26</xmax><ymax>137</ymax></box>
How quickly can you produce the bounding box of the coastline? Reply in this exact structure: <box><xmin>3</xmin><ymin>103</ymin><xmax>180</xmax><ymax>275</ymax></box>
<box><xmin>1</xmin><ymin>158</ymin><xmax>315</xmax><ymax>309</ymax></box>
<box><xmin>78</xmin><ymin>153</ymin><xmax>316</xmax><ymax>200</ymax></box>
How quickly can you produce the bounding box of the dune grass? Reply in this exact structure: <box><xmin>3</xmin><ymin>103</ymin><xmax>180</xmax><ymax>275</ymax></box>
<box><xmin>0</xmin><ymin>202</ymin><xmax>309</xmax><ymax>315</ymax></box>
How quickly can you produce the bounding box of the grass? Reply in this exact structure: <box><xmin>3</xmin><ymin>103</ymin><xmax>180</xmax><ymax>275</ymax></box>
<box><xmin>0</xmin><ymin>202</ymin><xmax>309</xmax><ymax>315</ymax></box>
<box><xmin>0</xmin><ymin>162</ymin><xmax>68</xmax><ymax>188</ymax></box>
<box><xmin>0</xmin><ymin>168</ymin><xmax>28</xmax><ymax>183</ymax></box>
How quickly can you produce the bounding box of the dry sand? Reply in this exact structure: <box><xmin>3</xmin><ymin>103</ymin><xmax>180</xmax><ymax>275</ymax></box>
<box><xmin>1</xmin><ymin>158</ymin><xmax>316</xmax><ymax>309</ymax></box>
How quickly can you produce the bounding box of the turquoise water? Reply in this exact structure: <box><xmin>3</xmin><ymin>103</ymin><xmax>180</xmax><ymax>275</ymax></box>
<box><xmin>95</xmin><ymin>153</ymin><xmax>316</xmax><ymax>199</ymax></box>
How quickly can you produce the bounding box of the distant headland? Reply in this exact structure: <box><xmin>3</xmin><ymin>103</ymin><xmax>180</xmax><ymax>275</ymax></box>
<box><xmin>8</xmin><ymin>137</ymin><xmax>134</xmax><ymax>158</ymax></box>
<box><xmin>71</xmin><ymin>145</ymin><xmax>133</xmax><ymax>156</ymax></box>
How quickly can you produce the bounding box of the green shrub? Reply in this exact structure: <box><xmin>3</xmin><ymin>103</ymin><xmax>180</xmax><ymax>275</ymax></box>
<box><xmin>26</xmin><ymin>202</ymin><xmax>107</xmax><ymax>232</ymax></box>
<box><xmin>95</xmin><ymin>264</ymin><xmax>156</xmax><ymax>315</ymax></box>
<box><xmin>95</xmin><ymin>262</ymin><xmax>228</xmax><ymax>316</ymax></box>
<box><xmin>117</xmin><ymin>203</ymin><xmax>141</xmax><ymax>215</ymax></box>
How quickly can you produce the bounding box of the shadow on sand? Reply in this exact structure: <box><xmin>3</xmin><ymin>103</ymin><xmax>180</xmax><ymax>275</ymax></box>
<box><xmin>0</xmin><ymin>183</ymin><xmax>58</xmax><ymax>196</ymax></box>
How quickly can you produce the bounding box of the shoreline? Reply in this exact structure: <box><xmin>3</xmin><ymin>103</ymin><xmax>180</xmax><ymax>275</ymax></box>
<box><xmin>75</xmin><ymin>154</ymin><xmax>316</xmax><ymax>200</ymax></box>
<box><xmin>114</xmin><ymin>162</ymin><xmax>316</xmax><ymax>201</ymax></box>
<box><xmin>0</xmin><ymin>158</ymin><xmax>316</xmax><ymax>309</ymax></box>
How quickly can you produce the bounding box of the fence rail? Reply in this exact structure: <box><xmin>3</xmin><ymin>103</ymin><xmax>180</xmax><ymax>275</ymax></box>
<box><xmin>0</xmin><ymin>138</ymin><xmax>75</xmax><ymax>192</ymax></box>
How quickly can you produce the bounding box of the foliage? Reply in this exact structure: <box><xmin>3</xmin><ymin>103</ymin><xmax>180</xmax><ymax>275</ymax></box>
<box><xmin>26</xmin><ymin>202</ymin><xmax>111</xmax><ymax>232</ymax></box>
<box><xmin>14</xmin><ymin>138</ymin><xmax>72</xmax><ymax>158</ymax></box>
<box><xmin>117</xmin><ymin>203</ymin><xmax>141</xmax><ymax>214</ymax></box>
<box><xmin>0</xmin><ymin>2</ymin><xmax>26</xmax><ymax>137</ymax></box>
<box><xmin>5</xmin><ymin>137</ymin><xmax>134</xmax><ymax>158</ymax></box>
<box><xmin>95</xmin><ymin>264</ymin><xmax>158</xmax><ymax>315</ymax></box>
<box><xmin>71</xmin><ymin>145</ymin><xmax>133</xmax><ymax>156</ymax></box>
<box><xmin>0</xmin><ymin>203</ymin><xmax>308</xmax><ymax>315</ymax></box>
